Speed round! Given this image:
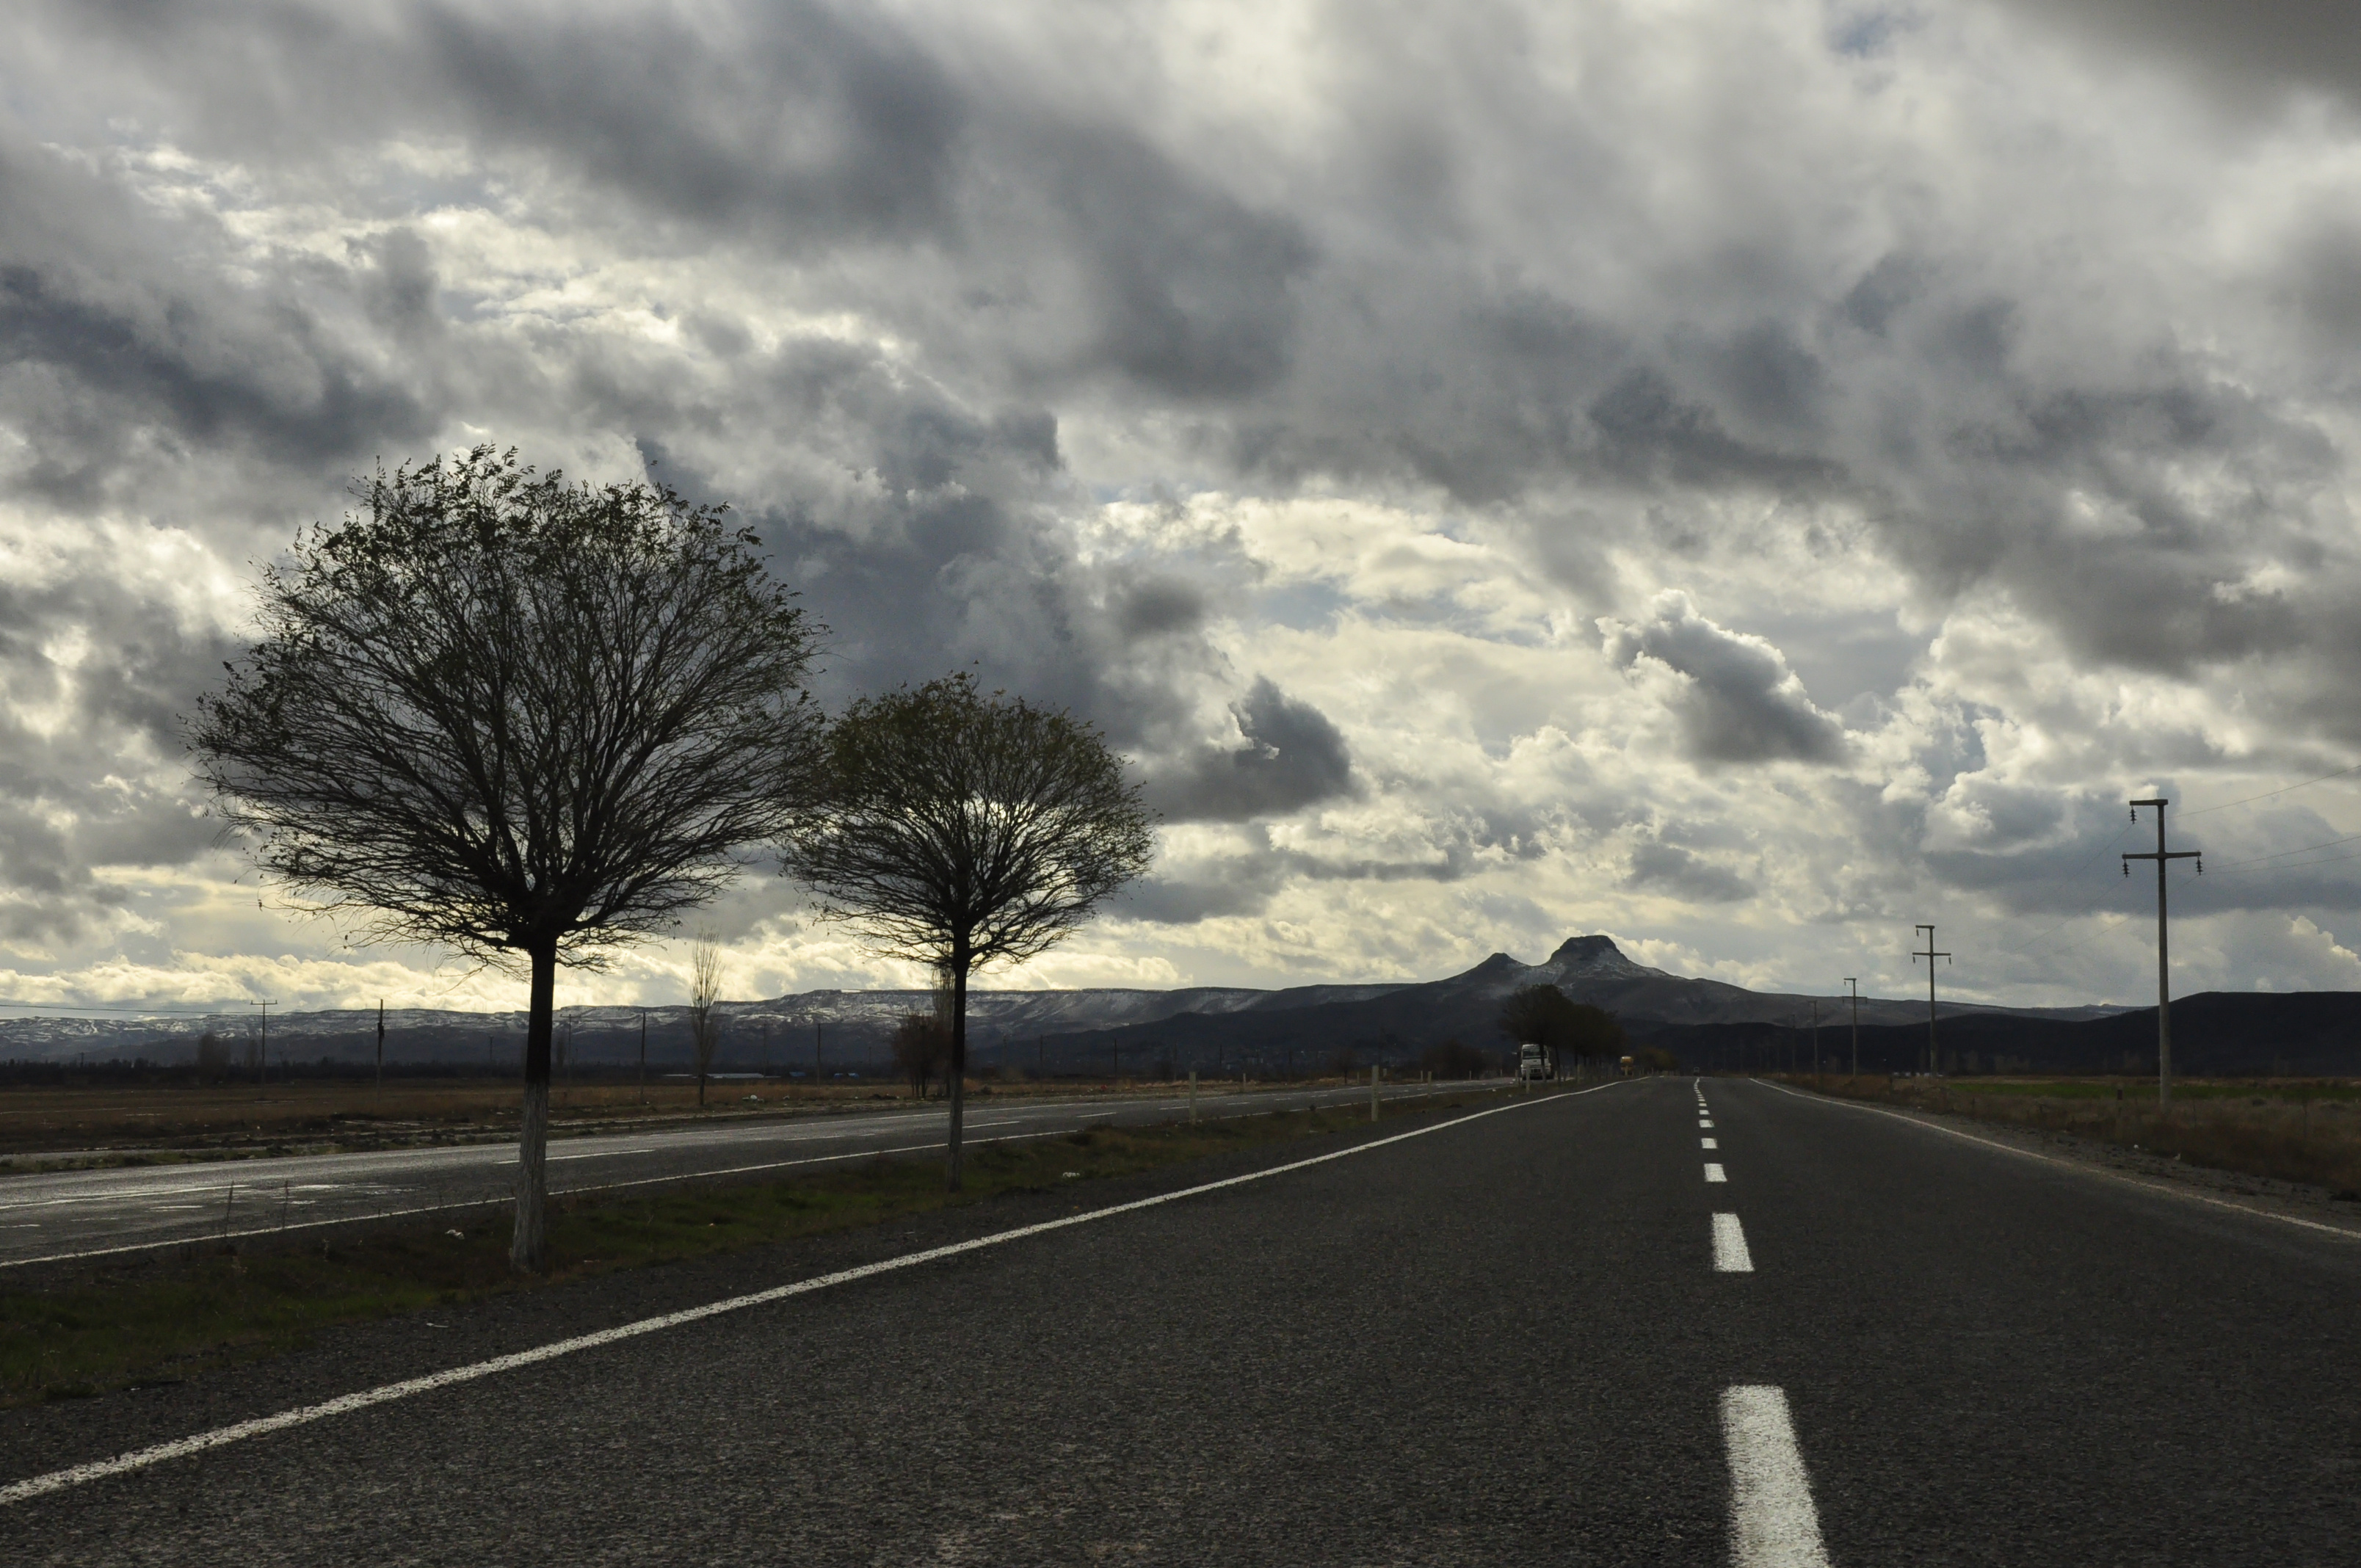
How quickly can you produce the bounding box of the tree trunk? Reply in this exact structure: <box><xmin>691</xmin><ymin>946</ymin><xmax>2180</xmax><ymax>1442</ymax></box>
<box><xmin>946</xmin><ymin>954</ymin><xmax>969</xmax><ymax>1191</ymax></box>
<box><xmin>510</xmin><ymin>942</ymin><xmax>556</xmax><ymax>1273</ymax></box>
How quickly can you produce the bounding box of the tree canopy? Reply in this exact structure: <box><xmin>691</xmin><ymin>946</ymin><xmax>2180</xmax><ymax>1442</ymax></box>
<box><xmin>780</xmin><ymin>672</ymin><xmax>1153</xmax><ymax>1187</ymax></box>
<box><xmin>190</xmin><ymin>446</ymin><xmax>824</xmax><ymax>1268</ymax></box>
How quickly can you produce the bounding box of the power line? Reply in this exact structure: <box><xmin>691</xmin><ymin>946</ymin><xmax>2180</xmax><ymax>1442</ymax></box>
<box><xmin>0</xmin><ymin>999</ymin><xmax>266</xmax><ymax>1016</ymax></box>
<box><xmin>1997</xmin><ymin>818</ymin><xmax>2141</xmax><ymax>957</ymax></box>
<box><xmin>2197</xmin><ymin>834</ymin><xmax>2361</xmax><ymax>874</ymax></box>
<box><xmin>2178</xmin><ymin>762</ymin><xmax>2361</xmax><ymax>819</ymax></box>
<box><xmin>2039</xmin><ymin>911</ymin><xmax>2138</xmax><ymax>961</ymax></box>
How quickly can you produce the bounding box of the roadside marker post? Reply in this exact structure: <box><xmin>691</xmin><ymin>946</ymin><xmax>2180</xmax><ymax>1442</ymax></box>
<box><xmin>1370</xmin><ymin>1064</ymin><xmax>1381</xmax><ymax>1122</ymax></box>
<box><xmin>1843</xmin><ymin>979</ymin><xmax>1859</xmax><ymax>1079</ymax></box>
<box><xmin>1189</xmin><ymin>1070</ymin><xmax>1198</xmax><ymax>1124</ymax></box>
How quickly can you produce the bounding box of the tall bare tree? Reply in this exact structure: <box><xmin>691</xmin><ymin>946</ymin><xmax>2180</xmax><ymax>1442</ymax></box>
<box><xmin>689</xmin><ymin>932</ymin><xmax>725</xmax><ymax>1106</ymax></box>
<box><xmin>780</xmin><ymin>674</ymin><xmax>1154</xmax><ymax>1188</ymax></box>
<box><xmin>189</xmin><ymin>446</ymin><xmax>825</xmax><ymax>1271</ymax></box>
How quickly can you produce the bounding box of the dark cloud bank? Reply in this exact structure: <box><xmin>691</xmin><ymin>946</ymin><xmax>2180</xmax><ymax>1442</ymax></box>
<box><xmin>4</xmin><ymin>0</ymin><xmax>2361</xmax><ymax>968</ymax></box>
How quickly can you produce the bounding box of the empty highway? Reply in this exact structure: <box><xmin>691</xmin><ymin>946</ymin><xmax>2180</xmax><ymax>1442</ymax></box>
<box><xmin>5</xmin><ymin>1075</ymin><xmax>2358</xmax><ymax>1564</ymax></box>
<box><xmin>0</xmin><ymin>1078</ymin><xmax>1481</xmax><ymax>1267</ymax></box>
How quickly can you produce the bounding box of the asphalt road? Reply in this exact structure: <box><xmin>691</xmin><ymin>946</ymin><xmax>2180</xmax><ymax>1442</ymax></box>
<box><xmin>6</xmin><ymin>1075</ymin><xmax>2360</xmax><ymax>1564</ymax></box>
<box><xmin>0</xmin><ymin>1078</ymin><xmax>1476</xmax><ymax>1267</ymax></box>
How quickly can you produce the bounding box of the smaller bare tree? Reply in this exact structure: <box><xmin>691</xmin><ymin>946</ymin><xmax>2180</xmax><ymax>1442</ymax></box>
<box><xmin>689</xmin><ymin>933</ymin><xmax>725</xmax><ymax>1106</ymax></box>
<box><xmin>779</xmin><ymin>673</ymin><xmax>1154</xmax><ymax>1189</ymax></box>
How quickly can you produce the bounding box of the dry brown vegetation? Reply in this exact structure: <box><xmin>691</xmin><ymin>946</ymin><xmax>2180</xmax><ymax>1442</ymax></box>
<box><xmin>0</xmin><ymin>1079</ymin><xmax>862</xmax><ymax>1161</ymax></box>
<box><xmin>1783</xmin><ymin>1074</ymin><xmax>2361</xmax><ymax>1197</ymax></box>
<box><xmin>0</xmin><ymin>1072</ymin><xmax>1379</xmax><ymax>1161</ymax></box>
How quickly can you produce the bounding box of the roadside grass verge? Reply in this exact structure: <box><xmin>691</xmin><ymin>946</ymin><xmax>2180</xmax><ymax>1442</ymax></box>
<box><xmin>0</xmin><ymin>1075</ymin><xmax>1389</xmax><ymax>1165</ymax></box>
<box><xmin>1778</xmin><ymin>1073</ymin><xmax>2361</xmax><ymax>1197</ymax></box>
<box><xmin>0</xmin><ymin>1087</ymin><xmax>1501</xmax><ymax>1409</ymax></box>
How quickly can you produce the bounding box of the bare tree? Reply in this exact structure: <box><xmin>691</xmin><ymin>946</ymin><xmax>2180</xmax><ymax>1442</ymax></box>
<box><xmin>780</xmin><ymin>673</ymin><xmax>1154</xmax><ymax>1189</ymax></box>
<box><xmin>891</xmin><ymin>1010</ymin><xmax>950</xmax><ymax>1098</ymax></box>
<box><xmin>189</xmin><ymin>446</ymin><xmax>825</xmax><ymax>1271</ymax></box>
<box><xmin>689</xmin><ymin>932</ymin><xmax>725</xmax><ymax>1106</ymax></box>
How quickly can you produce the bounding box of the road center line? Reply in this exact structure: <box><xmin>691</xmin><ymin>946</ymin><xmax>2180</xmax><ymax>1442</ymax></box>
<box><xmin>1702</xmin><ymin>1137</ymin><xmax>1719</xmax><ymax>1149</ymax></box>
<box><xmin>1711</xmin><ymin>1212</ymin><xmax>1753</xmax><ymax>1272</ymax></box>
<box><xmin>0</xmin><ymin>1082</ymin><xmax>1620</xmax><ymax>1507</ymax></box>
<box><xmin>1705</xmin><ymin>1162</ymin><xmax>1727</xmax><ymax>1183</ymax></box>
<box><xmin>1722</xmin><ymin>1385</ymin><xmax>1832</xmax><ymax>1567</ymax></box>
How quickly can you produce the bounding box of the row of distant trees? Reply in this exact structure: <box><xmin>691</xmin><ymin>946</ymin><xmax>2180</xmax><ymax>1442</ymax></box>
<box><xmin>1498</xmin><ymin>984</ymin><xmax>1632</xmax><ymax>1071</ymax></box>
<box><xmin>189</xmin><ymin>447</ymin><xmax>1153</xmax><ymax>1272</ymax></box>
<box><xmin>193</xmin><ymin>1031</ymin><xmax>264</xmax><ymax>1081</ymax></box>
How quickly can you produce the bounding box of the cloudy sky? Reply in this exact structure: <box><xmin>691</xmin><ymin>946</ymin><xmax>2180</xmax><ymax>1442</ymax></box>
<box><xmin>7</xmin><ymin>0</ymin><xmax>2361</xmax><ymax>1015</ymax></box>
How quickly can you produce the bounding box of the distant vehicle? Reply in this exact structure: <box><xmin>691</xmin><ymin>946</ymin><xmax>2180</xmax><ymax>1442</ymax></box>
<box><xmin>1619</xmin><ymin>1054</ymin><xmax>1635</xmax><ymax>1078</ymax></box>
<box><xmin>1516</xmin><ymin>1042</ymin><xmax>1553</xmax><ymax>1081</ymax></box>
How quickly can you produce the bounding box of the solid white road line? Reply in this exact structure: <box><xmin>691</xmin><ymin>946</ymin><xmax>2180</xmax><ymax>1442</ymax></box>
<box><xmin>4</xmin><ymin>1083</ymin><xmax>1515</xmax><ymax>1271</ymax></box>
<box><xmin>1722</xmin><ymin>1385</ymin><xmax>1832</xmax><ymax>1568</ymax></box>
<box><xmin>1702</xmin><ymin>1137</ymin><xmax>1719</xmax><ymax>1150</ymax></box>
<box><xmin>1705</xmin><ymin>1163</ymin><xmax>1727</xmax><ymax>1183</ymax></box>
<box><xmin>0</xmin><ymin>1081</ymin><xmax>1620</xmax><ymax>1508</ymax></box>
<box><xmin>1711</xmin><ymin>1212</ymin><xmax>1753</xmax><ymax>1273</ymax></box>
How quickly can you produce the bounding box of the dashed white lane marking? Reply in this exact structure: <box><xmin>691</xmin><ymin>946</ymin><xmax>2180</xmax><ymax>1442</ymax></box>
<box><xmin>1701</xmin><ymin>1119</ymin><xmax>1716</xmax><ymax>1128</ymax></box>
<box><xmin>0</xmin><ymin>1081</ymin><xmax>1624</xmax><ymax>1508</ymax></box>
<box><xmin>1722</xmin><ymin>1385</ymin><xmax>1832</xmax><ymax>1567</ymax></box>
<box><xmin>1712</xmin><ymin>1212</ymin><xmax>1753</xmax><ymax>1272</ymax></box>
<box><xmin>1702</xmin><ymin>1137</ymin><xmax>1719</xmax><ymax>1150</ymax></box>
<box><xmin>1705</xmin><ymin>1163</ymin><xmax>1727</xmax><ymax>1183</ymax></box>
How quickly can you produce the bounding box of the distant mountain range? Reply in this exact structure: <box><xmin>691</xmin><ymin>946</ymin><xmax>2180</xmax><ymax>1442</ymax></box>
<box><xmin>0</xmin><ymin>934</ymin><xmax>2136</xmax><ymax>1075</ymax></box>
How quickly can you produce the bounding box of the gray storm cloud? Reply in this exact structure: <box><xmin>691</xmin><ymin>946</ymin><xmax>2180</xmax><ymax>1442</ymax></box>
<box><xmin>1604</xmin><ymin>593</ymin><xmax>1849</xmax><ymax>766</ymax></box>
<box><xmin>1150</xmin><ymin>678</ymin><xmax>1357</xmax><ymax>824</ymax></box>
<box><xmin>4</xmin><ymin>0</ymin><xmax>2361</xmax><ymax>1003</ymax></box>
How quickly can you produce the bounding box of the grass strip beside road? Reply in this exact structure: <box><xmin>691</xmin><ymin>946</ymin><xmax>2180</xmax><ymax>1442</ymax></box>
<box><xmin>1773</xmin><ymin>1073</ymin><xmax>2361</xmax><ymax>1198</ymax></box>
<box><xmin>1</xmin><ymin>1087</ymin><xmax>1501</xmax><ymax>1409</ymax></box>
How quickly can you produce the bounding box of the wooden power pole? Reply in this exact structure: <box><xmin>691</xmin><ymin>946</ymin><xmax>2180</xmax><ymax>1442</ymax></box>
<box><xmin>1910</xmin><ymin>926</ymin><xmax>1948</xmax><ymax>1075</ymax></box>
<box><xmin>1843</xmin><ymin>978</ymin><xmax>1860</xmax><ymax>1078</ymax></box>
<box><xmin>2123</xmin><ymin>797</ymin><xmax>2201</xmax><ymax>1106</ymax></box>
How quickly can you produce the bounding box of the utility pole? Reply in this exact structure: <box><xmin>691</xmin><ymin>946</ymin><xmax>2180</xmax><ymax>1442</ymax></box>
<box><xmin>814</xmin><ymin>1019</ymin><xmax>824</xmax><ymax>1089</ymax></box>
<box><xmin>1810</xmin><ymin>999</ymin><xmax>1820</xmax><ymax>1082</ymax></box>
<box><xmin>374</xmin><ymin>999</ymin><xmax>385</xmax><ymax>1099</ymax></box>
<box><xmin>638</xmin><ymin>1009</ymin><xmax>648</xmax><ymax>1105</ymax></box>
<box><xmin>1910</xmin><ymin>926</ymin><xmax>1948</xmax><ymax>1076</ymax></box>
<box><xmin>2124</xmin><ymin>797</ymin><xmax>2201</xmax><ymax>1106</ymax></box>
<box><xmin>1843</xmin><ymin>979</ymin><xmax>1860</xmax><ymax>1078</ymax></box>
<box><xmin>251</xmin><ymin>998</ymin><xmax>276</xmax><ymax>1096</ymax></box>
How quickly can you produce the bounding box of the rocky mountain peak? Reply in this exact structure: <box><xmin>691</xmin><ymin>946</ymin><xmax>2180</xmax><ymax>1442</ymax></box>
<box><xmin>1544</xmin><ymin>934</ymin><xmax>1659</xmax><ymax>979</ymax></box>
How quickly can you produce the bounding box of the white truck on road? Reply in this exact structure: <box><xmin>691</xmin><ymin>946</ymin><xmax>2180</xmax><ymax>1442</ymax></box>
<box><xmin>1515</xmin><ymin>1042</ymin><xmax>1553</xmax><ymax>1081</ymax></box>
